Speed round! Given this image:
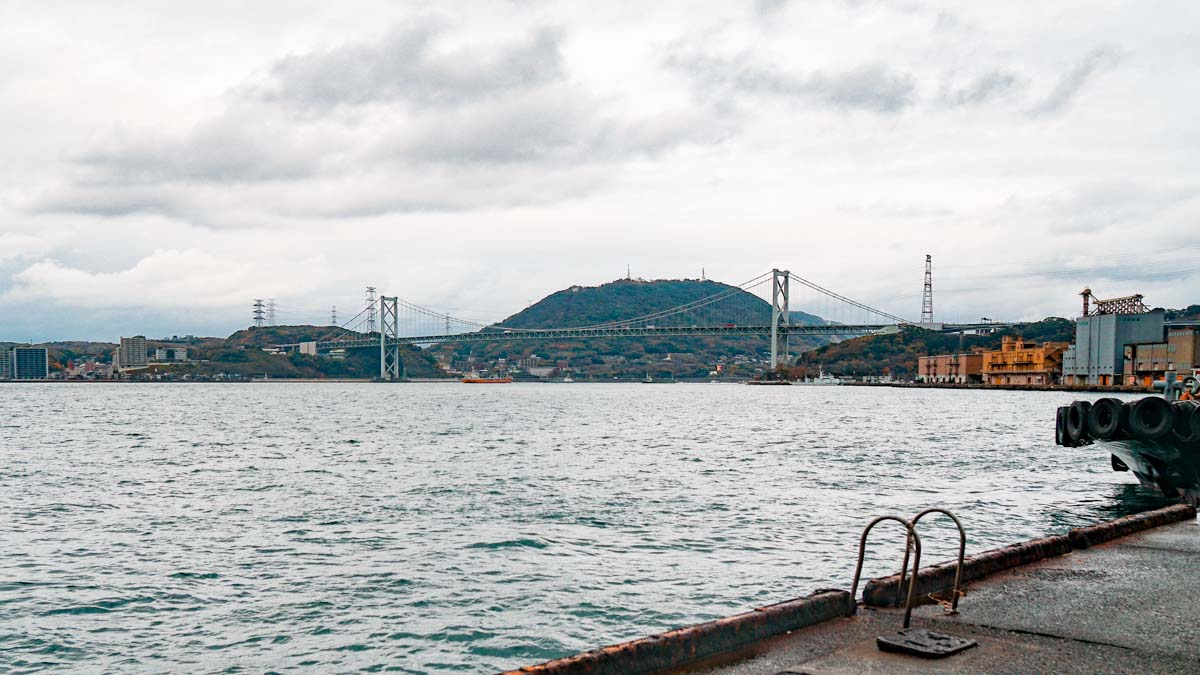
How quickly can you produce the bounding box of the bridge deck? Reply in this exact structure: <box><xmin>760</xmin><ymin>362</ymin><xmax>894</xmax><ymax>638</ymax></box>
<box><xmin>276</xmin><ymin>322</ymin><xmax>1003</xmax><ymax>352</ymax></box>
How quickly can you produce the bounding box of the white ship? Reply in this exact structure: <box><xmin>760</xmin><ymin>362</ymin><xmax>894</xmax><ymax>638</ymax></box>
<box><xmin>794</xmin><ymin>369</ymin><xmax>843</xmax><ymax>386</ymax></box>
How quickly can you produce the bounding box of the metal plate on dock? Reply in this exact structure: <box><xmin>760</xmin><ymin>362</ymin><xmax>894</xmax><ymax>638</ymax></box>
<box><xmin>876</xmin><ymin>628</ymin><xmax>977</xmax><ymax>658</ymax></box>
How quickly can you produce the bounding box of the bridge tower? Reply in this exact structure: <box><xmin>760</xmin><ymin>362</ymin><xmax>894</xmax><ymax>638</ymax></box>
<box><xmin>379</xmin><ymin>296</ymin><xmax>404</xmax><ymax>381</ymax></box>
<box><xmin>770</xmin><ymin>269</ymin><xmax>790</xmax><ymax>370</ymax></box>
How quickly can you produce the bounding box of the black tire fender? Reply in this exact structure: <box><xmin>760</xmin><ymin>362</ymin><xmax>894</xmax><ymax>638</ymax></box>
<box><xmin>1066</xmin><ymin>400</ymin><xmax>1091</xmax><ymax>444</ymax></box>
<box><xmin>1088</xmin><ymin>398</ymin><xmax>1125</xmax><ymax>440</ymax></box>
<box><xmin>1128</xmin><ymin>396</ymin><xmax>1173</xmax><ymax>441</ymax></box>
<box><xmin>1172</xmin><ymin>400</ymin><xmax>1200</xmax><ymax>444</ymax></box>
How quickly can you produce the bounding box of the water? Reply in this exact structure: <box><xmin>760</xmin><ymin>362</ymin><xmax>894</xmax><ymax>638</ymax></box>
<box><xmin>0</xmin><ymin>383</ymin><xmax>1167</xmax><ymax>672</ymax></box>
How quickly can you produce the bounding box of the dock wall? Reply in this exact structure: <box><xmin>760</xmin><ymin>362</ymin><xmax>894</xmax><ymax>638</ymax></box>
<box><xmin>502</xmin><ymin>590</ymin><xmax>853</xmax><ymax>675</ymax></box>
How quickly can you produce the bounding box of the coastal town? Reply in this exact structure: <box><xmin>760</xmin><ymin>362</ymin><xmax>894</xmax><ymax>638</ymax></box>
<box><xmin>5</xmin><ymin>285</ymin><xmax>1198</xmax><ymax>390</ymax></box>
<box><xmin>916</xmin><ymin>290</ymin><xmax>1200</xmax><ymax>389</ymax></box>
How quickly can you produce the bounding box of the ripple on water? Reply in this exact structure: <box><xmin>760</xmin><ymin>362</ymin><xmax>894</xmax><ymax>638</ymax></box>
<box><xmin>0</xmin><ymin>384</ymin><xmax>1168</xmax><ymax>672</ymax></box>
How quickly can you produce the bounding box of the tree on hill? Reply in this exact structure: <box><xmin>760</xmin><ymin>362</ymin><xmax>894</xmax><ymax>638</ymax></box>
<box><xmin>432</xmin><ymin>277</ymin><xmax>837</xmax><ymax>376</ymax></box>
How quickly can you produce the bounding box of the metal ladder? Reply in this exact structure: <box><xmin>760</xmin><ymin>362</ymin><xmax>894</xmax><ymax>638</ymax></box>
<box><xmin>848</xmin><ymin>509</ymin><xmax>975</xmax><ymax>658</ymax></box>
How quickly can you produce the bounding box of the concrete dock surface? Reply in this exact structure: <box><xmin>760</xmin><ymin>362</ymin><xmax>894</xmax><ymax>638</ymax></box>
<box><xmin>692</xmin><ymin>518</ymin><xmax>1200</xmax><ymax>674</ymax></box>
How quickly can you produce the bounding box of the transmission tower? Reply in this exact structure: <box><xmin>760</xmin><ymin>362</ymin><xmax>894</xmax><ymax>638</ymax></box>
<box><xmin>330</xmin><ymin>305</ymin><xmax>337</xmax><ymax>326</ymax></box>
<box><xmin>920</xmin><ymin>255</ymin><xmax>934</xmax><ymax>324</ymax></box>
<box><xmin>266</xmin><ymin>299</ymin><xmax>277</xmax><ymax>326</ymax></box>
<box><xmin>365</xmin><ymin>286</ymin><xmax>378</xmax><ymax>333</ymax></box>
<box><xmin>252</xmin><ymin>299</ymin><xmax>266</xmax><ymax>328</ymax></box>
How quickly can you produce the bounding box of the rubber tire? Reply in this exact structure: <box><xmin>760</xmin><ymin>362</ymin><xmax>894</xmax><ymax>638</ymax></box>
<box><xmin>1066</xmin><ymin>400</ymin><xmax>1091</xmax><ymax>445</ymax></box>
<box><xmin>1172</xmin><ymin>400</ymin><xmax>1200</xmax><ymax>444</ymax></box>
<box><xmin>1088</xmin><ymin>398</ymin><xmax>1125</xmax><ymax>440</ymax></box>
<box><xmin>1128</xmin><ymin>396</ymin><xmax>1174</xmax><ymax>441</ymax></box>
<box><xmin>1055</xmin><ymin>406</ymin><xmax>1068</xmax><ymax>446</ymax></box>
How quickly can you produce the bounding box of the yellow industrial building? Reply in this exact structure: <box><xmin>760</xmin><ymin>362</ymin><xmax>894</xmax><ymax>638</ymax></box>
<box><xmin>981</xmin><ymin>337</ymin><xmax>1070</xmax><ymax>386</ymax></box>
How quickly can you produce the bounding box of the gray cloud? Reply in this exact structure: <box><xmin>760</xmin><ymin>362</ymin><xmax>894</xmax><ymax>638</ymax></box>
<box><xmin>998</xmin><ymin>182</ymin><xmax>1200</xmax><ymax>236</ymax></box>
<box><xmin>72</xmin><ymin>110</ymin><xmax>325</xmax><ymax>185</ymax></box>
<box><xmin>753</xmin><ymin>0</ymin><xmax>789</xmax><ymax>16</ymax></box>
<box><xmin>667</xmin><ymin>53</ymin><xmax>916</xmax><ymax>113</ymax></box>
<box><xmin>941</xmin><ymin>70</ymin><xmax>1022</xmax><ymax>107</ymax></box>
<box><xmin>258</xmin><ymin>21</ymin><xmax>564</xmax><ymax>110</ymax></box>
<box><xmin>1029</xmin><ymin>46</ymin><xmax>1121</xmax><ymax>116</ymax></box>
<box><xmin>38</xmin><ymin>22</ymin><xmax>727</xmax><ymax>222</ymax></box>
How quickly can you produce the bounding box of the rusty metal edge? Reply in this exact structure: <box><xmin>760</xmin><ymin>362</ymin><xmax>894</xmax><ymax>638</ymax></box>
<box><xmin>1067</xmin><ymin>502</ymin><xmax>1196</xmax><ymax>549</ymax></box>
<box><xmin>499</xmin><ymin>589</ymin><xmax>853</xmax><ymax>675</ymax></box>
<box><xmin>863</xmin><ymin>503</ymin><xmax>1198</xmax><ymax>607</ymax></box>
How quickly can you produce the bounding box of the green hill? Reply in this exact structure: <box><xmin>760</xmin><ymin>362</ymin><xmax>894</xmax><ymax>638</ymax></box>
<box><xmin>18</xmin><ymin>326</ymin><xmax>445</xmax><ymax>379</ymax></box>
<box><xmin>434</xmin><ymin>278</ymin><xmax>834</xmax><ymax>378</ymax></box>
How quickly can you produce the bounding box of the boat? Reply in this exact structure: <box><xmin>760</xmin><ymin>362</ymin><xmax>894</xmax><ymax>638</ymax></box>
<box><xmin>793</xmin><ymin>369</ymin><xmax>843</xmax><ymax>386</ymax></box>
<box><xmin>461</xmin><ymin>370</ymin><xmax>512</xmax><ymax>384</ymax></box>
<box><xmin>642</xmin><ymin>371</ymin><xmax>677</xmax><ymax>383</ymax></box>
<box><xmin>562</xmin><ymin>375</ymin><xmax>575</xmax><ymax>383</ymax></box>
<box><xmin>1058</xmin><ymin>381</ymin><xmax>1200</xmax><ymax>505</ymax></box>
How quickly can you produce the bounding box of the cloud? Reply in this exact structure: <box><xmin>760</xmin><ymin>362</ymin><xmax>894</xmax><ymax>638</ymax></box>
<box><xmin>72</xmin><ymin>109</ymin><xmax>333</xmax><ymax>184</ymax></box>
<box><xmin>36</xmin><ymin>22</ymin><xmax>727</xmax><ymax>222</ymax></box>
<box><xmin>4</xmin><ymin>249</ymin><xmax>325</xmax><ymax>308</ymax></box>
<box><xmin>995</xmin><ymin>182</ymin><xmax>1200</xmax><ymax>236</ymax></box>
<box><xmin>0</xmin><ymin>233</ymin><xmax>51</xmax><ymax>262</ymax></box>
<box><xmin>752</xmin><ymin>0</ymin><xmax>789</xmax><ymax>16</ymax></box>
<box><xmin>1028</xmin><ymin>46</ymin><xmax>1122</xmax><ymax>116</ymax></box>
<box><xmin>256</xmin><ymin>21</ymin><xmax>565</xmax><ymax>111</ymax></box>
<box><xmin>940</xmin><ymin>70</ymin><xmax>1022</xmax><ymax>107</ymax></box>
<box><xmin>667</xmin><ymin>52</ymin><xmax>916</xmax><ymax>113</ymax></box>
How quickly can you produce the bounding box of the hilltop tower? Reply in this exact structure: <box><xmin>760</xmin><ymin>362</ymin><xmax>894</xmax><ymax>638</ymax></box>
<box><xmin>252</xmin><ymin>299</ymin><xmax>266</xmax><ymax>328</ymax></box>
<box><xmin>920</xmin><ymin>255</ymin><xmax>934</xmax><ymax>324</ymax></box>
<box><xmin>366</xmin><ymin>286</ymin><xmax>378</xmax><ymax>333</ymax></box>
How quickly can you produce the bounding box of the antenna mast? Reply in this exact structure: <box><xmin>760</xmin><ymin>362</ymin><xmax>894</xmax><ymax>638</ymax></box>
<box><xmin>365</xmin><ymin>286</ymin><xmax>378</xmax><ymax>333</ymax></box>
<box><xmin>920</xmin><ymin>255</ymin><xmax>934</xmax><ymax>324</ymax></box>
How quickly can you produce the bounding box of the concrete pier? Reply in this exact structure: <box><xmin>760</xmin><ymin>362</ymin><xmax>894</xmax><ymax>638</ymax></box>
<box><xmin>697</xmin><ymin>512</ymin><xmax>1199</xmax><ymax>674</ymax></box>
<box><xmin>507</xmin><ymin>505</ymin><xmax>1198</xmax><ymax>675</ymax></box>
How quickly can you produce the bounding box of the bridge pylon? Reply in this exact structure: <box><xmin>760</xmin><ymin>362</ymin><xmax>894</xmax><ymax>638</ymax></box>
<box><xmin>770</xmin><ymin>269</ymin><xmax>789</xmax><ymax>371</ymax></box>
<box><xmin>379</xmin><ymin>296</ymin><xmax>405</xmax><ymax>381</ymax></box>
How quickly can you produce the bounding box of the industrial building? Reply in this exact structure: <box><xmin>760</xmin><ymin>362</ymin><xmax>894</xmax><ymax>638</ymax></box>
<box><xmin>1124</xmin><ymin>325</ymin><xmax>1200</xmax><ymax>386</ymax></box>
<box><xmin>1062</xmin><ymin>290</ymin><xmax>1165</xmax><ymax>386</ymax></box>
<box><xmin>917</xmin><ymin>353</ymin><xmax>982</xmax><ymax>384</ymax></box>
<box><xmin>10</xmin><ymin>346</ymin><xmax>49</xmax><ymax>380</ymax></box>
<box><xmin>982</xmin><ymin>337</ymin><xmax>1069</xmax><ymax>386</ymax></box>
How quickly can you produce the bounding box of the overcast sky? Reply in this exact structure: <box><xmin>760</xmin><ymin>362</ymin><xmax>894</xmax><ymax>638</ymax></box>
<box><xmin>3</xmin><ymin>1</ymin><xmax>1198</xmax><ymax>341</ymax></box>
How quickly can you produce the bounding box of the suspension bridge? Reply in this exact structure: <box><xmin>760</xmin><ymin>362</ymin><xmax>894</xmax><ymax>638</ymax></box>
<box><xmin>274</xmin><ymin>269</ymin><xmax>1004</xmax><ymax>379</ymax></box>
